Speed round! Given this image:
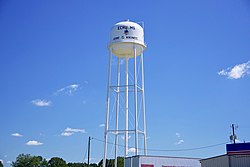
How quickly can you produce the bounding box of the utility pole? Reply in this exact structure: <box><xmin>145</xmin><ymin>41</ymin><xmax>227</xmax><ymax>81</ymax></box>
<box><xmin>88</xmin><ymin>136</ymin><xmax>91</xmax><ymax>167</ymax></box>
<box><xmin>230</xmin><ymin>124</ymin><xmax>237</xmax><ymax>144</ymax></box>
<box><xmin>232</xmin><ymin>124</ymin><xmax>236</xmax><ymax>144</ymax></box>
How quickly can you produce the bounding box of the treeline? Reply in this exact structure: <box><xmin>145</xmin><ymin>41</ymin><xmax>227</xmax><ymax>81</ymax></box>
<box><xmin>7</xmin><ymin>154</ymin><xmax>124</xmax><ymax>167</ymax></box>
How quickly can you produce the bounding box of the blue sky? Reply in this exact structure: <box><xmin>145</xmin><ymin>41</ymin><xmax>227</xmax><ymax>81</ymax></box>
<box><xmin>0</xmin><ymin>0</ymin><xmax>250</xmax><ymax>166</ymax></box>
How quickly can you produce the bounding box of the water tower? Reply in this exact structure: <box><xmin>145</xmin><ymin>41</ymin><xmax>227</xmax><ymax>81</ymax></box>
<box><xmin>103</xmin><ymin>20</ymin><xmax>147</xmax><ymax>167</ymax></box>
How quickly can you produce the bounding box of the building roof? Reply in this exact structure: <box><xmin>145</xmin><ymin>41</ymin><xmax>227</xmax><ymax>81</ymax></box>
<box><xmin>127</xmin><ymin>155</ymin><xmax>201</xmax><ymax>160</ymax></box>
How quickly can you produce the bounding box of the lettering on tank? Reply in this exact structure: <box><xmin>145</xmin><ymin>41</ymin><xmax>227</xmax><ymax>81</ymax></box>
<box><xmin>117</xmin><ymin>26</ymin><xmax>135</xmax><ymax>30</ymax></box>
<box><xmin>112</xmin><ymin>25</ymin><xmax>140</xmax><ymax>41</ymax></box>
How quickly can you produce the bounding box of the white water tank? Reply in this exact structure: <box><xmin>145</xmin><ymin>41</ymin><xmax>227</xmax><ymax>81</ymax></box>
<box><xmin>109</xmin><ymin>20</ymin><xmax>146</xmax><ymax>57</ymax></box>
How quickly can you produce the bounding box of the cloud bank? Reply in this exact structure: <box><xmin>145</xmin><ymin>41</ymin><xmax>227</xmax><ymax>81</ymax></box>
<box><xmin>218</xmin><ymin>61</ymin><xmax>250</xmax><ymax>79</ymax></box>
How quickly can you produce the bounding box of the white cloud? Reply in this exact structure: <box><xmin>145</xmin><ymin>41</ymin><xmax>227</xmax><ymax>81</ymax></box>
<box><xmin>11</xmin><ymin>133</ymin><xmax>23</xmax><ymax>137</ymax></box>
<box><xmin>127</xmin><ymin>148</ymin><xmax>136</xmax><ymax>153</ymax></box>
<box><xmin>218</xmin><ymin>61</ymin><xmax>250</xmax><ymax>79</ymax></box>
<box><xmin>120</xmin><ymin>59</ymin><xmax>125</xmax><ymax>65</ymax></box>
<box><xmin>7</xmin><ymin>161</ymin><xmax>12</xmax><ymax>164</ymax></box>
<box><xmin>61</xmin><ymin>127</ymin><xmax>85</xmax><ymax>137</ymax></box>
<box><xmin>61</xmin><ymin>132</ymin><xmax>74</xmax><ymax>136</ymax></box>
<box><xmin>65</xmin><ymin>127</ymin><xmax>85</xmax><ymax>133</ymax></box>
<box><xmin>235</xmin><ymin>139</ymin><xmax>242</xmax><ymax>143</ymax></box>
<box><xmin>39</xmin><ymin>133</ymin><xmax>45</xmax><ymax>137</ymax></box>
<box><xmin>121</xmin><ymin>135</ymin><xmax>131</xmax><ymax>140</ymax></box>
<box><xmin>174</xmin><ymin>132</ymin><xmax>184</xmax><ymax>145</ymax></box>
<box><xmin>176</xmin><ymin>132</ymin><xmax>181</xmax><ymax>138</ymax></box>
<box><xmin>175</xmin><ymin>139</ymin><xmax>184</xmax><ymax>145</ymax></box>
<box><xmin>112</xmin><ymin>58</ymin><xmax>125</xmax><ymax>66</ymax></box>
<box><xmin>55</xmin><ymin>84</ymin><xmax>80</xmax><ymax>95</ymax></box>
<box><xmin>31</xmin><ymin>99</ymin><xmax>51</xmax><ymax>107</ymax></box>
<box><xmin>26</xmin><ymin>140</ymin><xmax>43</xmax><ymax>146</ymax></box>
<box><xmin>99</xmin><ymin>124</ymin><xmax>105</xmax><ymax>127</ymax></box>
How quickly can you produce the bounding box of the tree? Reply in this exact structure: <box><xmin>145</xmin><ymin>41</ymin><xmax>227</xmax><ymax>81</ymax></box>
<box><xmin>90</xmin><ymin>163</ymin><xmax>98</xmax><ymax>167</ymax></box>
<box><xmin>98</xmin><ymin>157</ymin><xmax>123</xmax><ymax>167</ymax></box>
<box><xmin>116</xmin><ymin>157</ymin><xmax>124</xmax><ymax>167</ymax></box>
<box><xmin>12</xmin><ymin>154</ymin><xmax>48</xmax><ymax>167</ymax></box>
<box><xmin>30</xmin><ymin>155</ymin><xmax>48</xmax><ymax>167</ymax></box>
<box><xmin>67</xmin><ymin>162</ymin><xmax>86</xmax><ymax>167</ymax></box>
<box><xmin>0</xmin><ymin>161</ymin><xmax>3</xmax><ymax>167</ymax></box>
<box><xmin>67</xmin><ymin>162</ymin><xmax>99</xmax><ymax>167</ymax></box>
<box><xmin>48</xmin><ymin>157</ymin><xmax>67</xmax><ymax>167</ymax></box>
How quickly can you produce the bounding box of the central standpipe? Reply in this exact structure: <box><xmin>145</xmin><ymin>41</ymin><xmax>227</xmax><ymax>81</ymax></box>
<box><xmin>103</xmin><ymin>20</ymin><xmax>147</xmax><ymax>167</ymax></box>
